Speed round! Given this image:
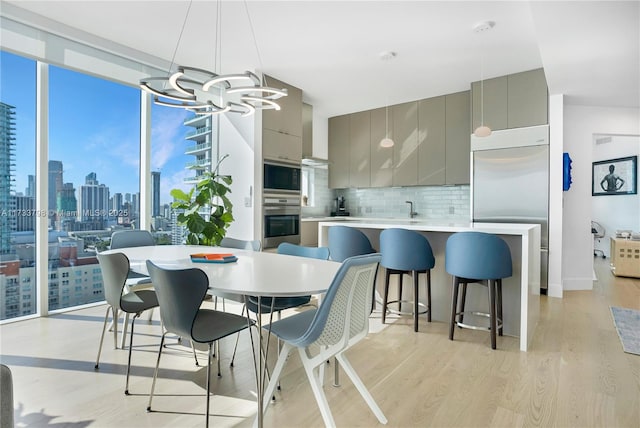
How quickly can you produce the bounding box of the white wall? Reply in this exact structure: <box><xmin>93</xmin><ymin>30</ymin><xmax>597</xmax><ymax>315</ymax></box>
<box><xmin>218</xmin><ymin>113</ymin><xmax>257</xmax><ymax>242</ymax></box>
<box><xmin>547</xmin><ymin>94</ymin><xmax>564</xmax><ymax>298</ymax></box>
<box><xmin>562</xmin><ymin>105</ymin><xmax>640</xmax><ymax>290</ymax></box>
<box><xmin>592</xmin><ymin>134</ymin><xmax>640</xmax><ymax>257</ymax></box>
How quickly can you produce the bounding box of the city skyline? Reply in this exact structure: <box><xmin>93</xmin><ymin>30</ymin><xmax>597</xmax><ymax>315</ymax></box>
<box><xmin>1</xmin><ymin>50</ymin><xmax>193</xmax><ymax>206</ymax></box>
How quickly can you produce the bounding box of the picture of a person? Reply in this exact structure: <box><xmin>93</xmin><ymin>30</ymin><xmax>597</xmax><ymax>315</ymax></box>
<box><xmin>600</xmin><ymin>164</ymin><xmax>625</xmax><ymax>192</ymax></box>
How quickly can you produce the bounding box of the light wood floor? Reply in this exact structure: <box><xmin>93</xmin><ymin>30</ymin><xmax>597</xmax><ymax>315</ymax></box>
<box><xmin>1</xmin><ymin>257</ymin><xmax>639</xmax><ymax>428</ymax></box>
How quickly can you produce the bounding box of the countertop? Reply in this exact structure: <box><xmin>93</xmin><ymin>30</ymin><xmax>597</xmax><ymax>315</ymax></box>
<box><xmin>315</xmin><ymin>218</ymin><xmax>539</xmax><ymax>236</ymax></box>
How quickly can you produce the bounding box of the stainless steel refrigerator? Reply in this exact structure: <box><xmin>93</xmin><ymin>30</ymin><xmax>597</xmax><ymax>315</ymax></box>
<box><xmin>471</xmin><ymin>125</ymin><xmax>549</xmax><ymax>291</ymax></box>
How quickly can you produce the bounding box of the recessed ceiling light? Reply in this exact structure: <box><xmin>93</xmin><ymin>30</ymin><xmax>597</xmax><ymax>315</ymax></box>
<box><xmin>379</xmin><ymin>51</ymin><xmax>397</xmax><ymax>61</ymax></box>
<box><xmin>473</xmin><ymin>21</ymin><xmax>495</xmax><ymax>33</ymax></box>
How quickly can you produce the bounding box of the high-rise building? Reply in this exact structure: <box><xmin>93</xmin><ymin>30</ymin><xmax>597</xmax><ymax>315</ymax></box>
<box><xmin>183</xmin><ymin>113</ymin><xmax>217</xmax><ymax>185</ymax></box>
<box><xmin>26</xmin><ymin>174</ymin><xmax>35</xmax><ymax>197</ymax></box>
<box><xmin>151</xmin><ymin>170</ymin><xmax>161</xmax><ymax>217</ymax></box>
<box><xmin>48</xmin><ymin>160</ymin><xmax>63</xmax><ymax>228</ymax></box>
<box><xmin>111</xmin><ymin>192</ymin><xmax>123</xmax><ymax>212</ymax></box>
<box><xmin>57</xmin><ymin>182</ymin><xmax>77</xmax><ymax>229</ymax></box>
<box><xmin>78</xmin><ymin>173</ymin><xmax>109</xmax><ymax>227</ymax></box>
<box><xmin>0</xmin><ymin>102</ymin><xmax>16</xmax><ymax>254</ymax></box>
<box><xmin>12</xmin><ymin>195</ymin><xmax>35</xmax><ymax>231</ymax></box>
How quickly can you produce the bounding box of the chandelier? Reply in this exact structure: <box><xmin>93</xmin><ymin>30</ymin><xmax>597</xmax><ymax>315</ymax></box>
<box><xmin>139</xmin><ymin>1</ymin><xmax>287</xmax><ymax>117</ymax></box>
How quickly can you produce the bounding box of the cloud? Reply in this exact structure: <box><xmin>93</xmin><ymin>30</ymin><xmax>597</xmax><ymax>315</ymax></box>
<box><xmin>151</xmin><ymin>108</ymin><xmax>188</xmax><ymax>170</ymax></box>
<box><xmin>160</xmin><ymin>167</ymin><xmax>192</xmax><ymax>205</ymax></box>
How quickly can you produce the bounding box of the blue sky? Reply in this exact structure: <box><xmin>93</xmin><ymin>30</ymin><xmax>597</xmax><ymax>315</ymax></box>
<box><xmin>1</xmin><ymin>50</ymin><xmax>192</xmax><ymax>206</ymax></box>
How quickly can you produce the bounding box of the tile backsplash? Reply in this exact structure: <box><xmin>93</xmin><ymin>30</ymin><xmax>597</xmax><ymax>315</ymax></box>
<box><xmin>302</xmin><ymin>166</ymin><xmax>470</xmax><ymax>219</ymax></box>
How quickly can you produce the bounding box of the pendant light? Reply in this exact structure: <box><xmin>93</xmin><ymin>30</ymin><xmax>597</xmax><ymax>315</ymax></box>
<box><xmin>139</xmin><ymin>0</ymin><xmax>287</xmax><ymax>117</ymax></box>
<box><xmin>380</xmin><ymin>102</ymin><xmax>394</xmax><ymax>148</ymax></box>
<box><xmin>379</xmin><ymin>51</ymin><xmax>396</xmax><ymax>148</ymax></box>
<box><xmin>473</xmin><ymin>21</ymin><xmax>494</xmax><ymax>138</ymax></box>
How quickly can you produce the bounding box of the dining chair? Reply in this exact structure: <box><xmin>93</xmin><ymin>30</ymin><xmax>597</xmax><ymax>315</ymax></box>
<box><xmin>216</xmin><ymin>236</ymin><xmax>262</xmax><ymax>306</ymax></box>
<box><xmin>220</xmin><ymin>236</ymin><xmax>262</xmax><ymax>252</ymax></box>
<box><xmin>145</xmin><ymin>261</ymin><xmax>255</xmax><ymax>428</ymax></box>
<box><xmin>1</xmin><ymin>364</ymin><xmax>13</xmax><ymax>428</ymax></box>
<box><xmin>231</xmin><ymin>243</ymin><xmax>330</xmax><ymax>368</ymax></box>
<box><xmin>245</xmin><ymin>242</ymin><xmax>330</xmax><ymax>314</ymax></box>
<box><xmin>327</xmin><ymin>225</ymin><xmax>375</xmax><ymax>262</ymax></box>
<box><xmin>445</xmin><ymin>231</ymin><xmax>512</xmax><ymax>349</ymax></box>
<box><xmin>95</xmin><ymin>252</ymin><xmax>159</xmax><ymax>395</ymax></box>
<box><xmin>379</xmin><ymin>228</ymin><xmax>435</xmax><ymax>332</ymax></box>
<box><xmin>260</xmin><ymin>253</ymin><xmax>387</xmax><ymax>427</ymax></box>
<box><xmin>110</xmin><ymin>229</ymin><xmax>156</xmax><ymax>347</ymax></box>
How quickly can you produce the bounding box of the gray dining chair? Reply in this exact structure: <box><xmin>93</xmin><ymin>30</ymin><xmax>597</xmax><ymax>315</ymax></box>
<box><xmin>1</xmin><ymin>364</ymin><xmax>13</xmax><ymax>428</ymax></box>
<box><xmin>260</xmin><ymin>253</ymin><xmax>387</xmax><ymax>427</ymax></box>
<box><xmin>145</xmin><ymin>260</ymin><xmax>255</xmax><ymax>428</ymax></box>
<box><xmin>95</xmin><ymin>252</ymin><xmax>159</xmax><ymax>395</ymax></box>
<box><xmin>110</xmin><ymin>229</ymin><xmax>156</xmax><ymax>347</ymax></box>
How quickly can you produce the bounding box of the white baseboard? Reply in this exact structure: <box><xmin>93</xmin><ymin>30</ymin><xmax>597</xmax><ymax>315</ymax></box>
<box><xmin>546</xmin><ymin>282</ymin><xmax>563</xmax><ymax>298</ymax></box>
<box><xmin>562</xmin><ymin>277</ymin><xmax>594</xmax><ymax>291</ymax></box>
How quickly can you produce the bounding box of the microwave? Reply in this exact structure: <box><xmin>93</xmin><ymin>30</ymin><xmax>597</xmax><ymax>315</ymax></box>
<box><xmin>264</xmin><ymin>160</ymin><xmax>301</xmax><ymax>194</ymax></box>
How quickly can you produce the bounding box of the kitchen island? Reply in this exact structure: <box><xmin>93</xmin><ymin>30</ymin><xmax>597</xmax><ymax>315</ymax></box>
<box><xmin>318</xmin><ymin>219</ymin><xmax>541</xmax><ymax>351</ymax></box>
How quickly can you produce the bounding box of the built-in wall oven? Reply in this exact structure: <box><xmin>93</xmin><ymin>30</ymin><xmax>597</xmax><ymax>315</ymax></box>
<box><xmin>262</xmin><ymin>194</ymin><xmax>301</xmax><ymax>248</ymax></box>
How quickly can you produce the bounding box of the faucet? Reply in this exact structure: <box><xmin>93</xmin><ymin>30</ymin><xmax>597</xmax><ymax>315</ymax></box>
<box><xmin>405</xmin><ymin>201</ymin><xmax>418</xmax><ymax>218</ymax></box>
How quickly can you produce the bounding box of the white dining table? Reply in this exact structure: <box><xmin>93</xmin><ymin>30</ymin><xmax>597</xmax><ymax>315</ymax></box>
<box><xmin>103</xmin><ymin>244</ymin><xmax>341</xmax><ymax>427</ymax></box>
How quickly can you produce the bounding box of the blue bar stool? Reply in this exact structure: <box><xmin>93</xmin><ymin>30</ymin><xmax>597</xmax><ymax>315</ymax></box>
<box><xmin>445</xmin><ymin>231</ymin><xmax>512</xmax><ymax>349</ymax></box>
<box><xmin>328</xmin><ymin>225</ymin><xmax>376</xmax><ymax>262</ymax></box>
<box><xmin>380</xmin><ymin>228</ymin><xmax>435</xmax><ymax>332</ymax></box>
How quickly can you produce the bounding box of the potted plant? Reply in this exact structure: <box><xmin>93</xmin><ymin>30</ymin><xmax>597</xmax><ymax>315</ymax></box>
<box><xmin>170</xmin><ymin>155</ymin><xmax>234</xmax><ymax>246</ymax></box>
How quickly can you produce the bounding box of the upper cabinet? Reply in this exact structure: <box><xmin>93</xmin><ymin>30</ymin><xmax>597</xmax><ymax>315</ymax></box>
<box><xmin>328</xmin><ymin>69</ymin><xmax>545</xmax><ymax>189</ymax></box>
<box><xmin>445</xmin><ymin>91</ymin><xmax>471</xmax><ymax>184</ymax></box>
<box><xmin>349</xmin><ymin>110</ymin><xmax>371</xmax><ymax>188</ymax></box>
<box><xmin>472</xmin><ymin>68</ymin><xmax>548</xmax><ymax>132</ymax></box>
<box><xmin>302</xmin><ymin>103</ymin><xmax>313</xmax><ymax>158</ymax></box>
<box><xmin>328</xmin><ymin>92</ymin><xmax>471</xmax><ymax>188</ymax></box>
<box><xmin>262</xmin><ymin>75</ymin><xmax>303</xmax><ymax>163</ymax></box>
<box><xmin>392</xmin><ymin>101</ymin><xmax>419</xmax><ymax>186</ymax></box>
<box><xmin>507</xmin><ymin>69</ymin><xmax>548</xmax><ymax>128</ymax></box>
<box><xmin>370</xmin><ymin>107</ymin><xmax>393</xmax><ymax>187</ymax></box>
<box><xmin>262</xmin><ymin>75</ymin><xmax>303</xmax><ymax>137</ymax></box>
<box><xmin>417</xmin><ymin>96</ymin><xmax>446</xmax><ymax>186</ymax></box>
<box><xmin>328</xmin><ymin>115</ymin><xmax>350</xmax><ymax>189</ymax></box>
<box><xmin>262</xmin><ymin>129</ymin><xmax>302</xmax><ymax>163</ymax></box>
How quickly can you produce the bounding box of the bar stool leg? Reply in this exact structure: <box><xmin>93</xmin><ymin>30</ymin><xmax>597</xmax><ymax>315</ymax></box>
<box><xmin>412</xmin><ymin>270</ymin><xmax>419</xmax><ymax>332</ymax></box>
<box><xmin>397</xmin><ymin>273</ymin><xmax>404</xmax><ymax>313</ymax></box>
<box><xmin>382</xmin><ymin>269</ymin><xmax>391</xmax><ymax>324</ymax></box>
<box><xmin>459</xmin><ymin>282</ymin><xmax>467</xmax><ymax>326</ymax></box>
<box><xmin>426</xmin><ymin>270</ymin><xmax>432</xmax><ymax>323</ymax></box>
<box><xmin>488</xmin><ymin>280</ymin><xmax>497</xmax><ymax>350</ymax></box>
<box><xmin>449</xmin><ymin>276</ymin><xmax>460</xmax><ymax>340</ymax></box>
<box><xmin>497</xmin><ymin>279</ymin><xmax>503</xmax><ymax>336</ymax></box>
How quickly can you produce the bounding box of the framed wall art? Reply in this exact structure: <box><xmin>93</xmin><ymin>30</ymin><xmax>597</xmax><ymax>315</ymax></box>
<box><xmin>592</xmin><ymin>155</ymin><xmax>637</xmax><ymax>196</ymax></box>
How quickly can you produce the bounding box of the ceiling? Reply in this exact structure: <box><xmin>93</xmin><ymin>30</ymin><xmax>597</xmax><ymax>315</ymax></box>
<box><xmin>2</xmin><ymin>1</ymin><xmax>639</xmax><ymax>118</ymax></box>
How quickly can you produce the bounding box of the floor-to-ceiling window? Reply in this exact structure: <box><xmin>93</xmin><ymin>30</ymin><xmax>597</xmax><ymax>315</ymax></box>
<box><xmin>47</xmin><ymin>65</ymin><xmax>141</xmax><ymax>311</ymax></box>
<box><xmin>0</xmin><ymin>51</ymin><xmax>37</xmax><ymax>320</ymax></box>
<box><xmin>150</xmin><ymin>104</ymin><xmax>193</xmax><ymax>245</ymax></box>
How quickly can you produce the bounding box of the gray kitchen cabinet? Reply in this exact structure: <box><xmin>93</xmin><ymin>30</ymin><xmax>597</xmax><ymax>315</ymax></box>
<box><xmin>445</xmin><ymin>90</ymin><xmax>471</xmax><ymax>184</ymax></box>
<box><xmin>472</xmin><ymin>75</ymin><xmax>508</xmax><ymax>132</ymax></box>
<box><xmin>417</xmin><ymin>96</ymin><xmax>446</xmax><ymax>185</ymax></box>
<box><xmin>328</xmin><ymin>115</ymin><xmax>350</xmax><ymax>189</ymax></box>
<box><xmin>300</xmin><ymin>220</ymin><xmax>319</xmax><ymax>246</ymax></box>
<box><xmin>392</xmin><ymin>101</ymin><xmax>419</xmax><ymax>186</ymax></box>
<box><xmin>262</xmin><ymin>75</ymin><xmax>303</xmax><ymax>137</ymax></box>
<box><xmin>302</xmin><ymin>103</ymin><xmax>313</xmax><ymax>158</ymax></box>
<box><xmin>262</xmin><ymin>128</ymin><xmax>302</xmax><ymax>163</ymax></box>
<box><xmin>349</xmin><ymin>110</ymin><xmax>371</xmax><ymax>188</ymax></box>
<box><xmin>370</xmin><ymin>107</ymin><xmax>394</xmax><ymax>187</ymax></box>
<box><xmin>472</xmin><ymin>68</ymin><xmax>548</xmax><ymax>132</ymax></box>
<box><xmin>507</xmin><ymin>69</ymin><xmax>548</xmax><ymax>128</ymax></box>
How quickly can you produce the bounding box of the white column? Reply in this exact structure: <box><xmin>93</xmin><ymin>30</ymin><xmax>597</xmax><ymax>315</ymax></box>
<box><xmin>36</xmin><ymin>61</ymin><xmax>49</xmax><ymax>316</ymax></box>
